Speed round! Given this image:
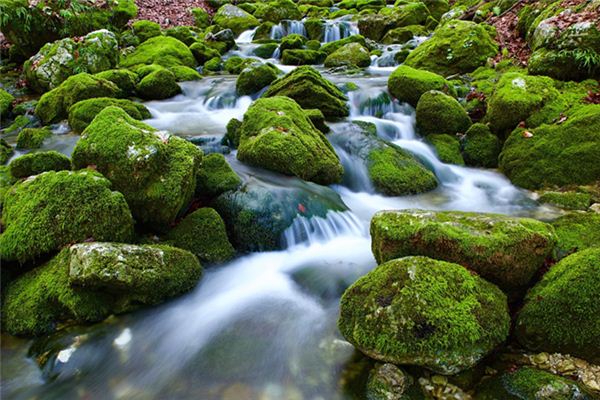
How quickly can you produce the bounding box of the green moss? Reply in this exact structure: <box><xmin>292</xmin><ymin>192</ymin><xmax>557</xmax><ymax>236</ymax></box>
<box><xmin>388</xmin><ymin>65</ymin><xmax>456</xmax><ymax>107</ymax></box>
<box><xmin>254</xmin><ymin>0</ymin><xmax>302</xmax><ymax>22</ymax></box>
<box><xmin>357</xmin><ymin>3</ymin><xmax>431</xmax><ymax>41</ymax></box>
<box><xmin>192</xmin><ymin>7</ymin><xmax>211</xmax><ymax>29</ymax></box>
<box><xmin>253</xmin><ymin>43</ymin><xmax>279</xmax><ymax>58</ymax></box>
<box><xmin>169</xmin><ymin>65</ymin><xmax>202</xmax><ymax>81</ymax></box>
<box><xmin>404</xmin><ymin>20</ymin><xmax>498</xmax><ymax>76</ymax></box>
<box><xmin>538</xmin><ymin>191</ymin><xmax>591</xmax><ymax>211</ymax></box>
<box><xmin>3</xmin><ymin>115</ymin><xmax>33</xmax><ymax>135</ymax></box>
<box><xmin>68</xmin><ymin>97</ymin><xmax>151</xmax><ymax>133</ymax></box>
<box><xmin>120</xmin><ymin>36</ymin><xmax>196</xmax><ymax>69</ymax></box>
<box><xmin>370</xmin><ymin>210</ymin><xmax>557</xmax><ymax>291</ymax></box>
<box><xmin>280</xmin><ymin>34</ymin><xmax>307</xmax><ymax>52</ymax></box>
<box><xmin>94</xmin><ymin>69</ymin><xmax>139</xmax><ymax>97</ymax></box>
<box><xmin>0</xmin><ymin>88</ymin><xmax>14</xmax><ymax>117</ymax></box>
<box><xmin>529</xmin><ymin>48</ymin><xmax>600</xmax><ymax>82</ymax></box>
<box><xmin>213</xmin><ymin>4</ymin><xmax>259</xmax><ymax>36</ymax></box>
<box><xmin>166</xmin><ymin>208</ymin><xmax>235</xmax><ymax>264</ymax></box>
<box><xmin>224</xmin><ymin>118</ymin><xmax>243</xmax><ymax>148</ymax></box>
<box><xmin>304</xmin><ymin>18</ymin><xmax>324</xmax><ymax>41</ymax></box>
<box><xmin>136</xmin><ymin>68</ymin><xmax>182</xmax><ymax>100</ymax></box>
<box><xmin>16</xmin><ymin>127</ymin><xmax>52</xmax><ymax>149</ymax></box>
<box><xmin>462</xmin><ymin>123</ymin><xmax>500</xmax><ymax>168</ymax></box>
<box><xmin>204</xmin><ymin>57</ymin><xmax>224</xmax><ymax>73</ymax></box>
<box><xmin>196</xmin><ymin>153</ymin><xmax>241</xmax><ymax>198</ymax></box>
<box><xmin>324</xmin><ymin>43</ymin><xmax>371</xmax><ymax>69</ymax></box>
<box><xmin>165</xmin><ymin>26</ymin><xmax>198</xmax><ymax>46</ymax></box>
<box><xmin>516</xmin><ymin>248</ymin><xmax>600</xmax><ymax>363</ymax></box>
<box><xmin>223</xmin><ymin>56</ymin><xmax>255</xmax><ymax>74</ymax></box>
<box><xmin>0</xmin><ymin>139</ymin><xmax>14</xmax><ymax>165</ymax></box>
<box><xmin>426</xmin><ymin>134</ymin><xmax>464</xmax><ymax>165</ymax></box>
<box><xmin>321</xmin><ymin>35</ymin><xmax>367</xmax><ymax>55</ymax></box>
<box><xmin>416</xmin><ymin>90</ymin><xmax>472</xmax><ymax>136</ymax></box>
<box><xmin>72</xmin><ymin>107</ymin><xmax>202</xmax><ymax>229</ymax></box>
<box><xmin>131</xmin><ymin>20</ymin><xmax>161</xmax><ymax>43</ymax></box>
<box><xmin>281</xmin><ymin>49</ymin><xmax>327</xmax><ymax>66</ymax></box>
<box><xmin>499</xmin><ymin>104</ymin><xmax>600</xmax><ymax>189</ymax></box>
<box><xmin>551</xmin><ymin>212</ymin><xmax>600</xmax><ymax>257</ymax></box>
<box><xmin>263</xmin><ymin>66</ymin><xmax>349</xmax><ymax>119</ymax></box>
<box><xmin>338</xmin><ymin>256</ymin><xmax>510</xmax><ymax>374</ymax></box>
<box><xmin>0</xmin><ymin>170</ymin><xmax>134</xmax><ymax>263</ymax></box>
<box><xmin>190</xmin><ymin>42</ymin><xmax>222</xmax><ymax>65</ymax></box>
<box><xmin>236</xmin><ymin>62</ymin><xmax>279</xmax><ymax>96</ymax></box>
<box><xmin>35</xmin><ymin>73</ymin><xmax>120</xmax><ymax>124</ymax></box>
<box><xmin>9</xmin><ymin>151</ymin><xmax>71</xmax><ymax>179</ymax></box>
<box><xmin>304</xmin><ymin>108</ymin><xmax>329</xmax><ymax>134</ymax></box>
<box><xmin>381</xmin><ymin>25</ymin><xmax>427</xmax><ymax>45</ymax></box>
<box><xmin>237</xmin><ymin>96</ymin><xmax>343</xmax><ymax>185</ymax></box>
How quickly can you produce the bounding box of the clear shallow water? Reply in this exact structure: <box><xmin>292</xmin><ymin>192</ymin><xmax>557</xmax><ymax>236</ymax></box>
<box><xmin>1</xmin><ymin>26</ymin><xmax>554</xmax><ymax>400</ymax></box>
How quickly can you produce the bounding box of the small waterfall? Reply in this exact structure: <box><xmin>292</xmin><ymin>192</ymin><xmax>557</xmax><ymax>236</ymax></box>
<box><xmin>323</xmin><ymin>19</ymin><xmax>359</xmax><ymax>42</ymax></box>
<box><xmin>335</xmin><ymin>145</ymin><xmax>375</xmax><ymax>192</ymax></box>
<box><xmin>270</xmin><ymin>20</ymin><xmax>307</xmax><ymax>40</ymax></box>
<box><xmin>282</xmin><ymin>211</ymin><xmax>366</xmax><ymax>248</ymax></box>
<box><xmin>236</xmin><ymin>28</ymin><xmax>257</xmax><ymax>44</ymax></box>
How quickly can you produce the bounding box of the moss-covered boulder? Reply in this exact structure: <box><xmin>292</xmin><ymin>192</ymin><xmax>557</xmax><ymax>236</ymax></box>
<box><xmin>120</xmin><ymin>36</ymin><xmax>195</xmax><ymax>69</ymax></box>
<box><xmin>416</xmin><ymin>90</ymin><xmax>471</xmax><ymax>136</ymax></box>
<box><xmin>16</xmin><ymin>127</ymin><xmax>52</xmax><ymax>149</ymax></box>
<box><xmin>357</xmin><ymin>3</ymin><xmax>430</xmax><ymax>41</ymax></box>
<box><xmin>212</xmin><ymin>176</ymin><xmax>347</xmax><ymax>251</ymax></box>
<box><xmin>253</xmin><ymin>43</ymin><xmax>279</xmax><ymax>58</ymax></box>
<box><xmin>237</xmin><ymin>97</ymin><xmax>343</xmax><ymax>185</ymax></box>
<box><xmin>166</xmin><ymin>208</ymin><xmax>234</xmax><ymax>264</ymax></box>
<box><xmin>499</xmin><ymin>104</ymin><xmax>600</xmax><ymax>189</ymax></box>
<box><xmin>539</xmin><ymin>191</ymin><xmax>591</xmax><ymax>211</ymax></box>
<box><xmin>485</xmin><ymin>72</ymin><xmax>559</xmax><ymax>136</ymax></box>
<box><xmin>339</xmin><ymin>256</ymin><xmax>510</xmax><ymax>374</ymax></box>
<box><xmin>263</xmin><ymin>66</ymin><xmax>349</xmax><ymax>119</ymax></box>
<box><xmin>131</xmin><ymin>20</ymin><xmax>161</xmax><ymax>43</ymax></box>
<box><xmin>474</xmin><ymin>367</ymin><xmax>596</xmax><ymax>399</ymax></box>
<box><xmin>190</xmin><ymin>42</ymin><xmax>222</xmax><ymax>65</ymax></box>
<box><xmin>205</xmin><ymin>29</ymin><xmax>237</xmax><ymax>55</ymax></box>
<box><xmin>387</xmin><ymin>65</ymin><xmax>456</xmax><ymax>107</ymax></box>
<box><xmin>165</xmin><ymin>26</ymin><xmax>198</xmax><ymax>46</ymax></box>
<box><xmin>381</xmin><ymin>25</ymin><xmax>427</xmax><ymax>45</ymax></box>
<box><xmin>213</xmin><ymin>4</ymin><xmax>259</xmax><ymax>36</ymax></box>
<box><xmin>35</xmin><ymin>73</ymin><xmax>120</xmax><ymax>124</ymax></box>
<box><xmin>0</xmin><ymin>88</ymin><xmax>14</xmax><ymax>118</ymax></box>
<box><xmin>192</xmin><ymin>7</ymin><xmax>211</xmax><ymax>29</ymax></box>
<box><xmin>426</xmin><ymin>134</ymin><xmax>464</xmax><ymax>165</ymax></box>
<box><xmin>136</xmin><ymin>68</ymin><xmax>182</xmax><ymax>100</ymax></box>
<box><xmin>72</xmin><ymin>107</ymin><xmax>202</xmax><ymax>229</ymax></box>
<box><xmin>203</xmin><ymin>56</ymin><xmax>224</xmax><ymax>73</ymax></box>
<box><xmin>404</xmin><ymin>21</ymin><xmax>498</xmax><ymax>76</ymax></box>
<box><xmin>24</xmin><ymin>30</ymin><xmax>119</xmax><ymax>93</ymax></box>
<box><xmin>551</xmin><ymin>212</ymin><xmax>600</xmax><ymax>257</ymax></box>
<box><xmin>516</xmin><ymin>248</ymin><xmax>600</xmax><ymax>363</ymax></box>
<box><xmin>370</xmin><ymin>210</ymin><xmax>557</xmax><ymax>291</ymax></box>
<box><xmin>321</xmin><ymin>35</ymin><xmax>367</xmax><ymax>55</ymax></box>
<box><xmin>279</xmin><ymin>34</ymin><xmax>307</xmax><ymax>52</ymax></box>
<box><xmin>462</xmin><ymin>123</ymin><xmax>500</xmax><ymax>168</ymax></box>
<box><xmin>170</xmin><ymin>65</ymin><xmax>202</xmax><ymax>81</ymax></box>
<box><xmin>254</xmin><ymin>0</ymin><xmax>302</xmax><ymax>23</ymax></box>
<box><xmin>0</xmin><ymin>170</ymin><xmax>134</xmax><ymax>263</ymax></box>
<box><xmin>94</xmin><ymin>69</ymin><xmax>139</xmax><ymax>97</ymax></box>
<box><xmin>196</xmin><ymin>153</ymin><xmax>242</xmax><ymax>198</ymax></box>
<box><xmin>2</xmin><ymin>243</ymin><xmax>201</xmax><ymax>336</ymax></box>
<box><xmin>9</xmin><ymin>151</ymin><xmax>71</xmax><ymax>179</ymax></box>
<box><xmin>281</xmin><ymin>49</ymin><xmax>327</xmax><ymax>66</ymax></box>
<box><xmin>236</xmin><ymin>62</ymin><xmax>279</xmax><ymax>96</ymax></box>
<box><xmin>324</xmin><ymin>43</ymin><xmax>371</xmax><ymax>69</ymax></box>
<box><xmin>68</xmin><ymin>97</ymin><xmax>151</xmax><ymax>133</ymax></box>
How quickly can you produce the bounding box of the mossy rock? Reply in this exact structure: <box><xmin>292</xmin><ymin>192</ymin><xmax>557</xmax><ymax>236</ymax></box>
<box><xmin>131</xmin><ymin>20</ymin><xmax>161</xmax><ymax>43</ymax></box>
<box><xmin>499</xmin><ymin>104</ymin><xmax>600</xmax><ymax>189</ymax></box>
<box><xmin>538</xmin><ymin>191</ymin><xmax>591</xmax><ymax>211</ymax></box>
<box><xmin>529</xmin><ymin>47</ymin><xmax>600</xmax><ymax>82</ymax></box>
<box><xmin>136</xmin><ymin>68</ymin><xmax>182</xmax><ymax>100</ymax></box>
<box><xmin>474</xmin><ymin>367</ymin><xmax>596</xmax><ymax>399</ymax></box>
<box><xmin>404</xmin><ymin>20</ymin><xmax>498</xmax><ymax>76</ymax></box>
<box><xmin>94</xmin><ymin>69</ymin><xmax>139</xmax><ymax>97</ymax></box>
<box><xmin>169</xmin><ymin>65</ymin><xmax>202</xmax><ymax>81</ymax></box>
<box><xmin>416</xmin><ymin>90</ymin><xmax>471</xmax><ymax>136</ymax></box>
<box><xmin>462</xmin><ymin>123</ymin><xmax>500</xmax><ymax>168</ymax></box>
<box><xmin>237</xmin><ymin>96</ymin><xmax>343</xmax><ymax>185</ymax></box>
<box><xmin>68</xmin><ymin>97</ymin><xmax>151</xmax><ymax>133</ymax></box>
<box><xmin>366</xmin><ymin>363</ymin><xmax>411</xmax><ymax>400</ymax></box>
<box><xmin>324</xmin><ymin>43</ymin><xmax>371</xmax><ymax>69</ymax></box>
<box><xmin>426</xmin><ymin>134</ymin><xmax>464</xmax><ymax>165</ymax></box>
<box><xmin>9</xmin><ymin>151</ymin><xmax>71</xmax><ymax>179</ymax></box>
<box><xmin>485</xmin><ymin>72</ymin><xmax>559</xmax><ymax>137</ymax></box>
<box><xmin>339</xmin><ymin>256</ymin><xmax>510</xmax><ymax>374</ymax></box>
<box><xmin>16</xmin><ymin>127</ymin><xmax>52</xmax><ymax>149</ymax></box>
<box><xmin>192</xmin><ymin>7</ymin><xmax>211</xmax><ymax>29</ymax></box>
<box><xmin>72</xmin><ymin>107</ymin><xmax>202</xmax><ymax>229</ymax></box>
<box><xmin>370</xmin><ymin>209</ymin><xmax>557</xmax><ymax>292</ymax></box>
<box><xmin>381</xmin><ymin>25</ymin><xmax>427</xmax><ymax>45</ymax></box>
<box><xmin>0</xmin><ymin>140</ymin><xmax>14</xmax><ymax>165</ymax></box>
<box><xmin>203</xmin><ymin>57</ymin><xmax>224</xmax><ymax>73</ymax></box>
<box><xmin>120</xmin><ymin>36</ymin><xmax>196</xmax><ymax>69</ymax></box>
<box><xmin>254</xmin><ymin>0</ymin><xmax>302</xmax><ymax>22</ymax></box>
<box><xmin>253</xmin><ymin>43</ymin><xmax>279</xmax><ymax>58</ymax></box>
<box><xmin>551</xmin><ymin>212</ymin><xmax>600</xmax><ymax>257</ymax></box>
<box><xmin>223</xmin><ymin>56</ymin><xmax>255</xmax><ymax>74</ymax></box>
<box><xmin>190</xmin><ymin>42</ymin><xmax>222</xmax><ymax>65</ymax></box>
<box><xmin>0</xmin><ymin>170</ymin><xmax>134</xmax><ymax>264</ymax></box>
<box><xmin>516</xmin><ymin>248</ymin><xmax>600</xmax><ymax>363</ymax></box>
<box><xmin>262</xmin><ymin>66</ymin><xmax>349</xmax><ymax>119</ymax></box>
<box><xmin>196</xmin><ymin>153</ymin><xmax>241</xmax><ymax>198</ymax></box>
<box><xmin>165</xmin><ymin>26</ymin><xmax>199</xmax><ymax>46</ymax></box>
<box><xmin>205</xmin><ymin>29</ymin><xmax>237</xmax><ymax>55</ymax></box>
<box><xmin>388</xmin><ymin>65</ymin><xmax>456</xmax><ymax>107</ymax></box>
<box><xmin>0</xmin><ymin>88</ymin><xmax>14</xmax><ymax>118</ymax></box>
<box><xmin>281</xmin><ymin>49</ymin><xmax>327</xmax><ymax>66</ymax></box>
<box><xmin>279</xmin><ymin>34</ymin><xmax>307</xmax><ymax>52</ymax></box>
<box><xmin>321</xmin><ymin>35</ymin><xmax>367</xmax><ymax>55</ymax></box>
<box><xmin>224</xmin><ymin>118</ymin><xmax>243</xmax><ymax>149</ymax></box>
<box><xmin>35</xmin><ymin>73</ymin><xmax>120</xmax><ymax>124</ymax></box>
<box><xmin>166</xmin><ymin>208</ymin><xmax>235</xmax><ymax>264</ymax></box>
<box><xmin>2</xmin><ymin>243</ymin><xmax>201</xmax><ymax>337</ymax></box>
<box><xmin>357</xmin><ymin>3</ymin><xmax>430</xmax><ymax>41</ymax></box>
<box><xmin>213</xmin><ymin>4</ymin><xmax>259</xmax><ymax>36</ymax></box>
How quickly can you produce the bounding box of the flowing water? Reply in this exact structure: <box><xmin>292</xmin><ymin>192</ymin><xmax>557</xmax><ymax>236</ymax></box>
<box><xmin>1</xmin><ymin>23</ymin><xmax>552</xmax><ymax>400</ymax></box>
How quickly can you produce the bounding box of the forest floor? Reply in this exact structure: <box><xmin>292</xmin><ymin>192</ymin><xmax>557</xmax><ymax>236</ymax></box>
<box><xmin>134</xmin><ymin>0</ymin><xmax>212</xmax><ymax>27</ymax></box>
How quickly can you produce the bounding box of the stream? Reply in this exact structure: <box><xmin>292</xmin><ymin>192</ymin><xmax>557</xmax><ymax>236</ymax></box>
<box><xmin>1</xmin><ymin>19</ymin><xmax>552</xmax><ymax>400</ymax></box>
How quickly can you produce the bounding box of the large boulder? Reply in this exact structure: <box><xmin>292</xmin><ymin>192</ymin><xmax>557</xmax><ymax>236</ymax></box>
<box><xmin>68</xmin><ymin>97</ymin><xmax>151</xmax><ymax>133</ymax></box>
<box><xmin>1</xmin><ymin>243</ymin><xmax>201</xmax><ymax>336</ymax></box>
<box><xmin>370</xmin><ymin>210</ymin><xmax>557</xmax><ymax>292</ymax></box>
<box><xmin>516</xmin><ymin>248</ymin><xmax>600</xmax><ymax>363</ymax></box>
<box><xmin>416</xmin><ymin>90</ymin><xmax>472</xmax><ymax>136</ymax></box>
<box><xmin>324</xmin><ymin>43</ymin><xmax>371</xmax><ymax>69</ymax></box>
<box><xmin>72</xmin><ymin>107</ymin><xmax>202</xmax><ymax>229</ymax></box>
<box><xmin>262</xmin><ymin>66</ymin><xmax>349</xmax><ymax>119</ymax></box>
<box><xmin>94</xmin><ymin>69</ymin><xmax>139</xmax><ymax>97</ymax></box>
<box><xmin>24</xmin><ymin>30</ymin><xmax>119</xmax><ymax>93</ymax></box>
<box><xmin>119</xmin><ymin>36</ymin><xmax>196</xmax><ymax>69</ymax></box>
<box><xmin>0</xmin><ymin>170</ymin><xmax>134</xmax><ymax>264</ymax></box>
<box><xmin>213</xmin><ymin>4</ymin><xmax>259</xmax><ymax>36</ymax></box>
<box><xmin>404</xmin><ymin>21</ymin><xmax>498</xmax><ymax>76</ymax></box>
<box><xmin>237</xmin><ymin>96</ymin><xmax>343</xmax><ymax>185</ymax></box>
<box><xmin>499</xmin><ymin>104</ymin><xmax>600</xmax><ymax>189</ymax></box>
<box><xmin>135</xmin><ymin>68</ymin><xmax>182</xmax><ymax>100</ymax></box>
<box><xmin>35</xmin><ymin>73</ymin><xmax>120</xmax><ymax>124</ymax></box>
<box><xmin>236</xmin><ymin>62</ymin><xmax>279</xmax><ymax>96</ymax></box>
<box><xmin>339</xmin><ymin>256</ymin><xmax>510</xmax><ymax>374</ymax></box>
<box><xmin>387</xmin><ymin>65</ymin><xmax>456</xmax><ymax>108</ymax></box>
<box><xmin>131</xmin><ymin>20</ymin><xmax>162</xmax><ymax>43</ymax></box>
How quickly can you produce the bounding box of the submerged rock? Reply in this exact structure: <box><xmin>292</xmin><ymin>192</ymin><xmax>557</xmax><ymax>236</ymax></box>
<box><xmin>339</xmin><ymin>256</ymin><xmax>510</xmax><ymax>374</ymax></box>
<box><xmin>370</xmin><ymin>210</ymin><xmax>557</xmax><ymax>291</ymax></box>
